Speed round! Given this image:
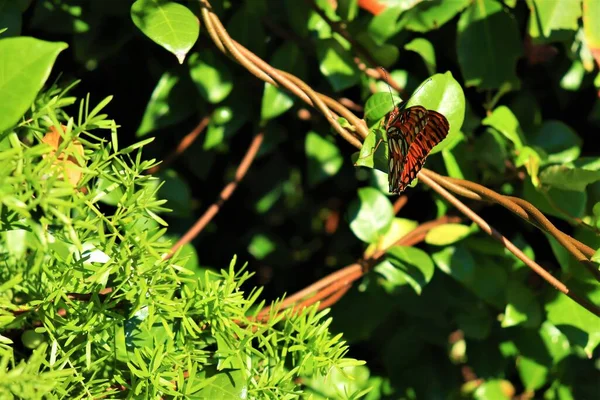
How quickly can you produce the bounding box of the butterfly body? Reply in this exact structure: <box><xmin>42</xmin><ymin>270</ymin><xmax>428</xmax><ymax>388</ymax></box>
<box><xmin>385</xmin><ymin>105</ymin><xmax>450</xmax><ymax>193</ymax></box>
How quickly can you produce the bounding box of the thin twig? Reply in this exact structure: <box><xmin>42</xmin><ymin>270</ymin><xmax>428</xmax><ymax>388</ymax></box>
<box><xmin>147</xmin><ymin>116</ymin><xmax>210</xmax><ymax>175</ymax></box>
<box><xmin>166</xmin><ymin>132</ymin><xmax>264</xmax><ymax>258</ymax></box>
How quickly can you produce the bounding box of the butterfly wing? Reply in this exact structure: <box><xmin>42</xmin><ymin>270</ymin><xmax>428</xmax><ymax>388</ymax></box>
<box><xmin>386</xmin><ymin>106</ymin><xmax>449</xmax><ymax>193</ymax></box>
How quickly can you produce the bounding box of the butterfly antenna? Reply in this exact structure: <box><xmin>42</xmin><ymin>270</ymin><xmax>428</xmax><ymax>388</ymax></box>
<box><xmin>379</xmin><ymin>67</ymin><xmax>396</xmax><ymax>109</ymax></box>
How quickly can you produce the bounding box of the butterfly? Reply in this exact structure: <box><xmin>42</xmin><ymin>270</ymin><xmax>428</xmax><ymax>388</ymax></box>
<box><xmin>385</xmin><ymin>105</ymin><xmax>450</xmax><ymax>193</ymax></box>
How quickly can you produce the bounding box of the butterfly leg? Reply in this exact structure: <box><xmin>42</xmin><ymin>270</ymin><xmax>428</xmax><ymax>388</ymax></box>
<box><xmin>356</xmin><ymin>138</ymin><xmax>385</xmax><ymax>161</ymax></box>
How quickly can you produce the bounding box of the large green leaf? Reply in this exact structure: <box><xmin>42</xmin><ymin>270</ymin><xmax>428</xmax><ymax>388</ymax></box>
<box><xmin>194</xmin><ymin>366</ymin><xmax>247</xmax><ymax>399</ymax></box>
<box><xmin>522</xmin><ymin>176</ymin><xmax>586</xmax><ymax>220</ymax></box>
<box><xmin>539</xmin><ymin>165</ymin><xmax>600</xmax><ymax>192</ymax></box>
<box><xmin>0</xmin><ymin>37</ymin><xmax>67</xmax><ymax>132</ymax></box>
<box><xmin>528</xmin><ymin>0</ymin><xmax>581</xmax><ymax>43</ymax></box>
<box><xmin>315</xmin><ymin>38</ymin><xmax>360</xmax><ymax>91</ymax></box>
<box><xmin>424</xmin><ymin>223</ymin><xmax>472</xmax><ymax>246</ymax></box>
<box><xmin>502</xmin><ymin>281</ymin><xmax>542</xmax><ymax>328</ymax></box>
<box><xmin>136</xmin><ymin>68</ymin><xmax>199</xmax><ymax>137</ymax></box>
<box><xmin>155</xmin><ymin>169</ymin><xmax>192</xmax><ymax>217</ymax></box>
<box><xmin>402</xmin><ymin>0</ymin><xmax>471</xmax><ymax>32</ymax></box>
<box><xmin>545</xmin><ymin>282</ymin><xmax>600</xmax><ymax>355</ymax></box>
<box><xmin>305</xmin><ymin>131</ymin><xmax>343</xmax><ymax>186</ymax></box>
<box><xmin>363</xmin><ymin>92</ymin><xmax>402</xmax><ymax>125</ymax></box>
<box><xmin>367</xmin><ymin>5</ymin><xmax>406</xmax><ymax>45</ymax></box>
<box><xmin>188</xmin><ymin>50</ymin><xmax>233</xmax><ymax>104</ymax></box>
<box><xmin>583</xmin><ymin>0</ymin><xmax>600</xmax><ymax>63</ymax></box>
<box><xmin>348</xmin><ymin>187</ymin><xmax>394</xmax><ymax>243</ymax></box>
<box><xmin>482</xmin><ymin>106</ymin><xmax>525</xmax><ymax>149</ymax></box>
<box><xmin>404</xmin><ymin>38</ymin><xmax>436</xmax><ymax>75</ymax></box>
<box><xmin>378</xmin><ymin>246</ymin><xmax>435</xmax><ymax>294</ymax></box>
<box><xmin>528</xmin><ymin>121</ymin><xmax>581</xmax><ymax>164</ymax></box>
<box><xmin>432</xmin><ymin>244</ymin><xmax>475</xmax><ymax>284</ymax></box>
<box><xmin>130</xmin><ymin>0</ymin><xmax>199</xmax><ymax>63</ymax></box>
<box><xmin>457</xmin><ymin>0</ymin><xmax>522</xmax><ymax>90</ymax></box>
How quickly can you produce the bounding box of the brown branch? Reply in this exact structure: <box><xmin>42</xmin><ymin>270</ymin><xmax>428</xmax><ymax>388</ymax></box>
<box><xmin>166</xmin><ymin>132</ymin><xmax>264</xmax><ymax>258</ymax></box>
<box><xmin>147</xmin><ymin>116</ymin><xmax>210</xmax><ymax>175</ymax></box>
<box><xmin>421</xmin><ymin>169</ymin><xmax>600</xmax><ymax>282</ymax></box>
<box><xmin>418</xmin><ymin>171</ymin><xmax>600</xmax><ymax>318</ymax></box>
<box><xmin>197</xmin><ymin>0</ymin><xmax>599</xmax><ymax>317</ymax></box>
<box><xmin>256</xmin><ymin>215</ymin><xmax>460</xmax><ymax>320</ymax></box>
<box><xmin>393</xmin><ymin>195</ymin><xmax>408</xmax><ymax>214</ymax></box>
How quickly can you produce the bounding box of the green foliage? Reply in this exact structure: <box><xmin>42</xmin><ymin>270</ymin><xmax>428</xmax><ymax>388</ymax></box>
<box><xmin>2</xmin><ymin>0</ymin><xmax>600</xmax><ymax>399</ymax></box>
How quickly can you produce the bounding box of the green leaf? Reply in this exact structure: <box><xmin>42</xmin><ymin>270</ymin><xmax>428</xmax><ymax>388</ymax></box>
<box><xmin>528</xmin><ymin>121</ymin><xmax>581</xmax><ymax>164</ymax></box>
<box><xmin>379</xmin><ymin>246</ymin><xmax>435</xmax><ymax>294</ymax></box>
<box><xmin>305</xmin><ymin>131</ymin><xmax>343</xmax><ymax>186</ymax></box>
<box><xmin>515</xmin><ymin>146</ymin><xmax>543</xmax><ymax>186</ymax></box>
<box><xmin>315</xmin><ymin>38</ymin><xmax>360</xmax><ymax>91</ymax></box>
<box><xmin>482</xmin><ymin>106</ymin><xmax>525</xmax><ymax>149</ymax></box>
<box><xmin>404</xmin><ymin>38</ymin><xmax>436</xmax><ymax>75</ymax></box>
<box><xmin>518</xmin><ymin>354</ymin><xmax>549</xmax><ymax>391</ymax></box>
<box><xmin>539</xmin><ymin>321</ymin><xmax>571</xmax><ymax>363</ymax></box>
<box><xmin>456</xmin><ymin>305</ymin><xmax>492</xmax><ymax>340</ymax></box>
<box><xmin>0</xmin><ymin>0</ymin><xmax>22</xmax><ymax>37</ymax></box>
<box><xmin>523</xmin><ymin>178</ymin><xmax>586</xmax><ymax>219</ymax></box>
<box><xmin>474</xmin><ymin>128</ymin><xmax>508</xmax><ymax>173</ymax></box>
<box><xmin>188</xmin><ymin>51</ymin><xmax>233</xmax><ymax>104</ymax></box>
<box><xmin>367</xmin><ymin>5</ymin><xmax>405</xmax><ymax>45</ymax></box>
<box><xmin>348</xmin><ymin>187</ymin><xmax>394</xmax><ymax>243</ymax></box>
<box><xmin>304</xmin><ymin>365</ymin><xmax>372</xmax><ymax>399</ymax></box>
<box><xmin>156</xmin><ymin>169</ymin><xmax>191</xmax><ymax>217</ymax></box>
<box><xmin>539</xmin><ymin>165</ymin><xmax>600</xmax><ymax>192</ymax></box>
<box><xmin>0</xmin><ymin>37</ymin><xmax>67</xmax><ymax>132</ymax></box>
<box><xmin>136</xmin><ymin>68</ymin><xmax>199</xmax><ymax>137</ymax></box>
<box><xmin>545</xmin><ymin>285</ymin><xmax>600</xmax><ymax>355</ymax></box>
<box><xmin>442</xmin><ymin>148</ymin><xmax>464</xmax><ymax>179</ymax></box>
<box><xmin>402</xmin><ymin>0</ymin><xmax>471</xmax><ymax>32</ymax></box>
<box><xmin>425</xmin><ymin>223</ymin><xmax>472</xmax><ymax>246</ymax></box>
<box><xmin>261</xmin><ymin>42</ymin><xmax>306</xmax><ymax>120</ymax></box>
<box><xmin>248</xmin><ymin>233</ymin><xmax>276</xmax><ymax>260</ymax></box>
<box><xmin>195</xmin><ymin>366</ymin><xmax>247</xmax><ymax>399</ymax></box>
<box><xmin>337</xmin><ymin>0</ymin><xmax>359</xmax><ymax>21</ymax></box>
<box><xmin>583</xmin><ymin>0</ymin><xmax>600</xmax><ymax>57</ymax></box>
<box><xmin>473</xmin><ymin>380</ymin><xmax>513</xmax><ymax>400</ymax></box>
<box><xmin>356</xmin><ymin>32</ymin><xmax>399</xmax><ymax>68</ymax></box>
<box><xmin>432</xmin><ymin>245</ymin><xmax>475</xmax><ymax>284</ymax></box>
<box><xmin>204</xmin><ymin>96</ymin><xmax>250</xmax><ymax>149</ymax></box>
<box><xmin>363</xmin><ymin>92</ymin><xmax>402</xmax><ymax>125</ymax></box>
<box><xmin>457</xmin><ymin>0</ymin><xmax>522</xmax><ymax>90</ymax></box>
<box><xmin>528</xmin><ymin>0</ymin><xmax>581</xmax><ymax>43</ymax></box>
<box><xmin>560</xmin><ymin>60</ymin><xmax>586</xmax><ymax>91</ymax></box>
<box><xmin>502</xmin><ymin>281</ymin><xmax>542</xmax><ymax>328</ymax></box>
<box><xmin>130</xmin><ymin>0</ymin><xmax>199</xmax><ymax>64</ymax></box>
<box><xmin>365</xmin><ymin>218</ymin><xmax>418</xmax><ymax>257</ymax></box>
<box><xmin>405</xmin><ymin>71</ymin><xmax>466</xmax><ymax>154</ymax></box>
<box><xmin>354</xmin><ymin>128</ymin><xmax>388</xmax><ymax>174</ymax></box>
